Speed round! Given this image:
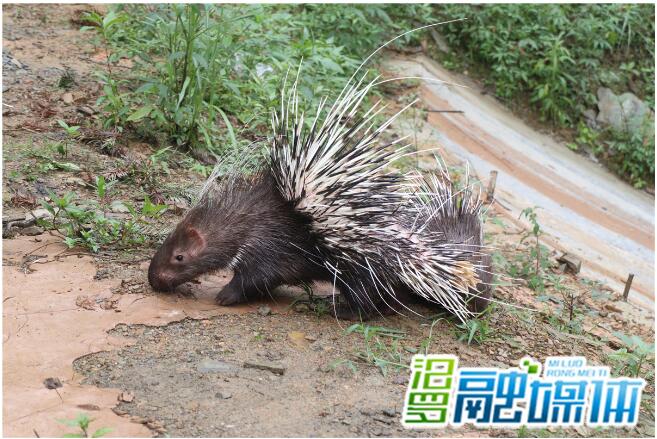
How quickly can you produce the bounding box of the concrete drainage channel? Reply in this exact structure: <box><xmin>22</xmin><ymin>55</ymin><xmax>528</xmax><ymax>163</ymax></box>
<box><xmin>383</xmin><ymin>55</ymin><xmax>655</xmax><ymax>309</ymax></box>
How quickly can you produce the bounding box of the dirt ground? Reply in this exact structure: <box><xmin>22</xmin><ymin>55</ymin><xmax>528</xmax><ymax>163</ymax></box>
<box><xmin>2</xmin><ymin>4</ymin><xmax>655</xmax><ymax>438</ymax></box>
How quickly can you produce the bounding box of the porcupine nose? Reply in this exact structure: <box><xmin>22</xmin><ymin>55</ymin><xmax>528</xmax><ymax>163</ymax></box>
<box><xmin>148</xmin><ymin>263</ymin><xmax>173</xmax><ymax>292</ymax></box>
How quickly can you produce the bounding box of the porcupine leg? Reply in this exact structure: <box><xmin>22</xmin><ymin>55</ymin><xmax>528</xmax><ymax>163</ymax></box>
<box><xmin>215</xmin><ymin>269</ymin><xmax>282</xmax><ymax>306</ymax></box>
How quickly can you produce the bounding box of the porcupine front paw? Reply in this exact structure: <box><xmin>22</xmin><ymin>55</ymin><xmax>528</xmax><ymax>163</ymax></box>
<box><xmin>214</xmin><ymin>285</ymin><xmax>246</xmax><ymax>306</ymax></box>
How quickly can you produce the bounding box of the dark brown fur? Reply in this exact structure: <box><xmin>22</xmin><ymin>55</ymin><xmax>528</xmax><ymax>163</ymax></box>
<box><xmin>148</xmin><ymin>171</ymin><xmax>332</xmax><ymax>305</ymax></box>
<box><xmin>149</xmin><ymin>171</ymin><xmax>492</xmax><ymax>318</ymax></box>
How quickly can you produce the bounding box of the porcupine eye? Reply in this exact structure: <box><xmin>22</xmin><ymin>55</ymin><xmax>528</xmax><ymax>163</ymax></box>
<box><xmin>175</xmin><ymin>255</ymin><xmax>184</xmax><ymax>262</ymax></box>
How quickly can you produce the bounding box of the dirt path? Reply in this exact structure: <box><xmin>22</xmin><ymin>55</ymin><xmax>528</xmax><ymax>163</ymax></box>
<box><xmin>2</xmin><ymin>5</ymin><xmax>655</xmax><ymax>438</ymax></box>
<box><xmin>383</xmin><ymin>56</ymin><xmax>655</xmax><ymax>307</ymax></box>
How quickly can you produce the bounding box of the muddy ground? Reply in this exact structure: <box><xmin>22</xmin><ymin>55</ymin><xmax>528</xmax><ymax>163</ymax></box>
<box><xmin>2</xmin><ymin>4</ymin><xmax>655</xmax><ymax>438</ymax></box>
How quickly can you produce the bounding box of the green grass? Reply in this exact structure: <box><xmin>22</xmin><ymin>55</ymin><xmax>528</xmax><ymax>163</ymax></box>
<box><xmin>37</xmin><ymin>176</ymin><xmax>167</xmax><ymax>253</ymax></box>
<box><xmin>345</xmin><ymin>323</ymin><xmax>409</xmax><ymax>376</ymax></box>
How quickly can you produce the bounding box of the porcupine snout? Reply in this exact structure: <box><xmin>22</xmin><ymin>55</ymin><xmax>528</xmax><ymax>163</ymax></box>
<box><xmin>148</xmin><ymin>263</ymin><xmax>176</xmax><ymax>292</ymax></box>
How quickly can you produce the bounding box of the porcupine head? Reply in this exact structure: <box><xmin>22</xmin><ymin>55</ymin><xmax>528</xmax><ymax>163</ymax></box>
<box><xmin>147</xmin><ymin>169</ymin><xmax>302</xmax><ymax>294</ymax></box>
<box><xmin>147</xmin><ymin>173</ymin><xmax>257</xmax><ymax>292</ymax></box>
<box><xmin>148</xmin><ymin>203</ymin><xmax>234</xmax><ymax>292</ymax></box>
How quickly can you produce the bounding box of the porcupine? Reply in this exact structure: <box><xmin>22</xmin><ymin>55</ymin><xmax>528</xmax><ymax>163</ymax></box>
<box><xmin>148</xmin><ymin>25</ymin><xmax>493</xmax><ymax>322</ymax></box>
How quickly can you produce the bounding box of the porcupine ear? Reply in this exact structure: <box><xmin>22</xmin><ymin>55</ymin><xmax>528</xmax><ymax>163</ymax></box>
<box><xmin>184</xmin><ymin>227</ymin><xmax>206</xmax><ymax>257</ymax></box>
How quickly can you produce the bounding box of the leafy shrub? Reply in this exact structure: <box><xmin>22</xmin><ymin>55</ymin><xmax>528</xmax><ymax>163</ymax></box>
<box><xmin>603</xmin><ymin>119</ymin><xmax>655</xmax><ymax>188</ymax></box>
<box><xmin>84</xmin><ymin>4</ymin><xmax>443</xmax><ymax>157</ymax></box>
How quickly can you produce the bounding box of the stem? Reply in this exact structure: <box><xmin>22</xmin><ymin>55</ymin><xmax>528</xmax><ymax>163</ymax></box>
<box><xmin>635</xmin><ymin>356</ymin><xmax>643</xmax><ymax>378</ymax></box>
<box><xmin>535</xmin><ymin>234</ymin><xmax>540</xmax><ymax>277</ymax></box>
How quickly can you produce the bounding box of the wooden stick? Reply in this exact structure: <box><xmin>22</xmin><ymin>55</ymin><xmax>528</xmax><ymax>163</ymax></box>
<box><xmin>486</xmin><ymin>170</ymin><xmax>498</xmax><ymax>202</ymax></box>
<box><xmin>622</xmin><ymin>273</ymin><xmax>634</xmax><ymax>301</ymax></box>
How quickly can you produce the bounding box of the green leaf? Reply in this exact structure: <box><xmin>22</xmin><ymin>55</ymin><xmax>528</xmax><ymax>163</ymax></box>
<box><xmin>40</xmin><ymin>200</ymin><xmax>56</xmax><ymax>215</ymax></box>
<box><xmin>92</xmin><ymin>427</ymin><xmax>113</xmax><ymax>438</ymax></box>
<box><xmin>57</xmin><ymin>419</ymin><xmax>81</xmax><ymax>428</ymax></box>
<box><xmin>216</xmin><ymin>107</ymin><xmax>237</xmax><ymax>148</ymax></box>
<box><xmin>62</xmin><ymin>433</ymin><xmax>85</xmax><ymax>438</ymax></box>
<box><xmin>176</xmin><ymin>77</ymin><xmax>191</xmax><ymax>110</ymax></box>
<box><xmin>52</xmin><ymin>161</ymin><xmax>81</xmax><ymax>172</ymax></box>
<box><xmin>96</xmin><ymin>175</ymin><xmax>106</xmax><ymax>198</ymax></box>
<box><xmin>64</xmin><ymin>237</ymin><xmax>78</xmax><ymax>248</ymax></box>
<box><xmin>126</xmin><ymin>105</ymin><xmax>154</xmax><ymax>122</ymax></box>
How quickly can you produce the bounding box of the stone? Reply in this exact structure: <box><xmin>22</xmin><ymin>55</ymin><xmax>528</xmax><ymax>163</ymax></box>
<box><xmin>20</xmin><ymin>225</ymin><xmax>43</xmax><ymax>236</ymax></box>
<box><xmin>65</xmin><ymin>177</ymin><xmax>87</xmax><ymax>187</ymax></box>
<box><xmin>118</xmin><ymin>391</ymin><xmax>134</xmax><ymax>402</ymax></box>
<box><xmin>77</xmin><ymin>106</ymin><xmax>96</xmax><ymax>116</ymax></box>
<box><xmin>243</xmin><ymin>360</ymin><xmax>286</xmax><ymax>375</ymax></box>
<box><xmin>197</xmin><ymin>359</ymin><xmax>239</xmax><ymax>374</ymax></box>
<box><xmin>392</xmin><ymin>375</ymin><xmax>408</xmax><ymax>385</ymax></box>
<box><xmin>62</xmin><ymin>92</ymin><xmax>73</xmax><ymax>104</ymax></box>
<box><xmin>556</xmin><ymin>253</ymin><xmax>582</xmax><ymax>274</ymax></box>
<box><xmin>430</xmin><ymin>29</ymin><xmax>450</xmax><ymax>53</ymax></box>
<box><xmin>288</xmin><ymin>331</ymin><xmax>310</xmax><ymax>349</ymax></box>
<box><xmin>43</xmin><ymin>377</ymin><xmax>62</xmax><ymax>389</ymax></box>
<box><xmin>257</xmin><ymin>305</ymin><xmax>272</xmax><ymax>316</ymax></box>
<box><xmin>27</xmin><ymin>209</ymin><xmax>53</xmax><ymax>221</ymax></box>
<box><xmin>596</xmin><ymin>87</ymin><xmax>652</xmax><ymax>133</ymax></box>
<box><xmin>604</xmin><ymin>303</ymin><xmax>623</xmax><ymax>313</ymax></box>
<box><xmin>582</xmin><ymin>109</ymin><xmax>598</xmax><ymax>129</ymax></box>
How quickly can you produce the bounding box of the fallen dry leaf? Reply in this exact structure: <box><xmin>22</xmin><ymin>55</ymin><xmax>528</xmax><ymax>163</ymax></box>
<box><xmin>287</xmin><ymin>331</ymin><xmax>310</xmax><ymax>349</ymax></box>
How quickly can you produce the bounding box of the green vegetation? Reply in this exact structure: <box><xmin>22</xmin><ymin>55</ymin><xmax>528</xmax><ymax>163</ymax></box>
<box><xmin>288</xmin><ymin>283</ymin><xmax>331</xmax><ymax>318</ymax></box>
<box><xmin>38</xmin><ymin>177</ymin><xmax>167</xmax><ymax>253</ymax></box>
<box><xmin>82</xmin><ymin>4</ymin><xmax>431</xmax><ymax>158</ymax></box>
<box><xmin>607</xmin><ymin>332</ymin><xmax>655</xmax><ymax>378</ymax></box>
<box><xmin>493</xmin><ymin>206</ymin><xmax>586</xmax><ymax>335</ymax></box>
<box><xmin>542</xmin><ymin>273</ymin><xmax>584</xmax><ymax>335</ymax></box>
<box><xmin>435</xmin><ymin>3</ymin><xmax>655</xmax><ymax>187</ymax></box>
<box><xmin>345</xmin><ymin>323</ymin><xmax>409</xmax><ymax>376</ymax></box>
<box><xmin>497</xmin><ymin>207</ymin><xmax>553</xmax><ymax>292</ymax></box>
<box><xmin>57</xmin><ymin>413</ymin><xmax>111</xmax><ymax>438</ymax></box>
<box><xmin>453</xmin><ymin>308</ymin><xmax>495</xmax><ymax>345</ymax></box>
